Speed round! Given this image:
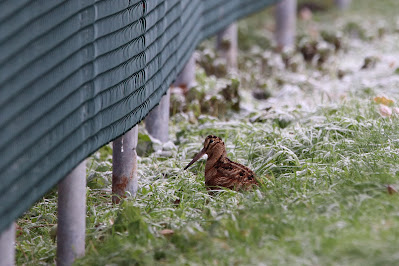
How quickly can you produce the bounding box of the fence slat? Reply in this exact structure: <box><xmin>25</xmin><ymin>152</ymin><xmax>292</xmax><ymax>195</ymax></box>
<box><xmin>0</xmin><ymin>222</ymin><xmax>15</xmax><ymax>266</ymax></box>
<box><xmin>0</xmin><ymin>0</ymin><xmax>280</xmax><ymax>234</ymax></box>
<box><xmin>57</xmin><ymin>160</ymin><xmax>86</xmax><ymax>266</ymax></box>
<box><xmin>112</xmin><ymin>126</ymin><xmax>139</xmax><ymax>203</ymax></box>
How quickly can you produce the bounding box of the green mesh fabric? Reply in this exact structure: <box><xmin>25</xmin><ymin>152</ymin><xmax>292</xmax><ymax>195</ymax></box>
<box><xmin>0</xmin><ymin>0</ymin><xmax>279</xmax><ymax>233</ymax></box>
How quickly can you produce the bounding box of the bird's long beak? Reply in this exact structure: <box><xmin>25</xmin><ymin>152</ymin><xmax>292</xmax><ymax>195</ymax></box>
<box><xmin>184</xmin><ymin>148</ymin><xmax>206</xmax><ymax>170</ymax></box>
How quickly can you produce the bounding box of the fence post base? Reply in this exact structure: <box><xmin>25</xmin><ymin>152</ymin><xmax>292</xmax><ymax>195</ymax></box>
<box><xmin>275</xmin><ymin>0</ymin><xmax>297</xmax><ymax>50</ymax></box>
<box><xmin>112</xmin><ymin>126</ymin><xmax>139</xmax><ymax>203</ymax></box>
<box><xmin>57</xmin><ymin>161</ymin><xmax>86</xmax><ymax>266</ymax></box>
<box><xmin>0</xmin><ymin>222</ymin><xmax>15</xmax><ymax>266</ymax></box>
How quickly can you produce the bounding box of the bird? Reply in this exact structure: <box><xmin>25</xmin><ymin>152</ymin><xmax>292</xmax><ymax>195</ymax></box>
<box><xmin>184</xmin><ymin>135</ymin><xmax>259</xmax><ymax>191</ymax></box>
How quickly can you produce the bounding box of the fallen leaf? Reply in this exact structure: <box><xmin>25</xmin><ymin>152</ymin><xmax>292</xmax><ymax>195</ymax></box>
<box><xmin>16</xmin><ymin>224</ymin><xmax>23</xmax><ymax>237</ymax></box>
<box><xmin>160</xmin><ymin>229</ymin><xmax>174</xmax><ymax>236</ymax></box>
<box><xmin>374</xmin><ymin>96</ymin><xmax>394</xmax><ymax>106</ymax></box>
<box><xmin>172</xmin><ymin>198</ymin><xmax>181</xmax><ymax>206</ymax></box>
<box><xmin>387</xmin><ymin>185</ymin><xmax>398</xmax><ymax>195</ymax></box>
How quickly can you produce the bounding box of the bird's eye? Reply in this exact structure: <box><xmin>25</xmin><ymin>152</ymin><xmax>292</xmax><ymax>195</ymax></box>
<box><xmin>209</xmin><ymin>139</ymin><xmax>214</xmax><ymax>143</ymax></box>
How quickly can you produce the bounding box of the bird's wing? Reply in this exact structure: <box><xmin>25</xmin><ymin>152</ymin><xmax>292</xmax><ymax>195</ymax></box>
<box><xmin>206</xmin><ymin>158</ymin><xmax>258</xmax><ymax>190</ymax></box>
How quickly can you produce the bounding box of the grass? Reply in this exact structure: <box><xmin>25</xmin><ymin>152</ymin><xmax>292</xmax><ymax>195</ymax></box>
<box><xmin>77</xmin><ymin>100</ymin><xmax>399</xmax><ymax>266</ymax></box>
<box><xmin>15</xmin><ymin>0</ymin><xmax>399</xmax><ymax>265</ymax></box>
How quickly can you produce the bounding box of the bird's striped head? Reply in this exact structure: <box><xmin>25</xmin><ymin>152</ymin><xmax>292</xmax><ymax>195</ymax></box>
<box><xmin>184</xmin><ymin>135</ymin><xmax>225</xmax><ymax>170</ymax></box>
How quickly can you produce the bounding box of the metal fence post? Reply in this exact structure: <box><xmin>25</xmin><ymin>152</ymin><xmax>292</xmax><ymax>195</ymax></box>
<box><xmin>174</xmin><ymin>54</ymin><xmax>196</xmax><ymax>89</ymax></box>
<box><xmin>216</xmin><ymin>23</ymin><xmax>238</xmax><ymax>70</ymax></box>
<box><xmin>334</xmin><ymin>0</ymin><xmax>351</xmax><ymax>10</ymax></box>
<box><xmin>57</xmin><ymin>160</ymin><xmax>86</xmax><ymax>266</ymax></box>
<box><xmin>145</xmin><ymin>90</ymin><xmax>171</xmax><ymax>143</ymax></box>
<box><xmin>0</xmin><ymin>222</ymin><xmax>15</xmax><ymax>266</ymax></box>
<box><xmin>275</xmin><ymin>0</ymin><xmax>297</xmax><ymax>50</ymax></box>
<box><xmin>112</xmin><ymin>126</ymin><xmax>139</xmax><ymax>204</ymax></box>
<box><xmin>146</xmin><ymin>54</ymin><xmax>196</xmax><ymax>142</ymax></box>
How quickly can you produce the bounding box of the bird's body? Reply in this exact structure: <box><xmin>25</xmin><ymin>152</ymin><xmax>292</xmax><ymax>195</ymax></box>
<box><xmin>184</xmin><ymin>135</ymin><xmax>258</xmax><ymax>190</ymax></box>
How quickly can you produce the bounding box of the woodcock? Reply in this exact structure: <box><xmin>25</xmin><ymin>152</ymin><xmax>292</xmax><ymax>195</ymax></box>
<box><xmin>184</xmin><ymin>135</ymin><xmax>259</xmax><ymax>190</ymax></box>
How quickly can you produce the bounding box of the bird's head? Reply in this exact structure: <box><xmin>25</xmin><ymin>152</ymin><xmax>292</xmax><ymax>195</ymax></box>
<box><xmin>183</xmin><ymin>135</ymin><xmax>225</xmax><ymax>170</ymax></box>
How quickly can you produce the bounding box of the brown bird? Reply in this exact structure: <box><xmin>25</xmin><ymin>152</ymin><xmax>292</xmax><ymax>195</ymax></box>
<box><xmin>184</xmin><ymin>135</ymin><xmax>259</xmax><ymax>191</ymax></box>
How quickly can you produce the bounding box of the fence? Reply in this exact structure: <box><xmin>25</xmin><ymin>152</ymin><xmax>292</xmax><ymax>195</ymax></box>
<box><xmin>0</xmin><ymin>0</ymin><xmax>281</xmax><ymax>234</ymax></box>
<box><xmin>0</xmin><ymin>0</ymin><xmax>351</xmax><ymax>264</ymax></box>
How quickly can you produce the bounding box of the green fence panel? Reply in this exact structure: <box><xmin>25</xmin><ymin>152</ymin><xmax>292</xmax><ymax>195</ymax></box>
<box><xmin>0</xmin><ymin>0</ymin><xmax>280</xmax><ymax>233</ymax></box>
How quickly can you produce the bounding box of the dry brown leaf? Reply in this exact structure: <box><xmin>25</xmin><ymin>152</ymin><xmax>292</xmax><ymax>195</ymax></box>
<box><xmin>387</xmin><ymin>185</ymin><xmax>398</xmax><ymax>195</ymax></box>
<box><xmin>16</xmin><ymin>224</ymin><xmax>23</xmax><ymax>236</ymax></box>
<box><xmin>173</xmin><ymin>198</ymin><xmax>181</xmax><ymax>206</ymax></box>
<box><xmin>160</xmin><ymin>229</ymin><xmax>174</xmax><ymax>236</ymax></box>
<box><xmin>374</xmin><ymin>96</ymin><xmax>394</xmax><ymax>106</ymax></box>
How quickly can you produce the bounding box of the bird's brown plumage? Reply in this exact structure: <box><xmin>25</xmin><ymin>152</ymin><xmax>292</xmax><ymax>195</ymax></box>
<box><xmin>184</xmin><ymin>135</ymin><xmax>258</xmax><ymax>190</ymax></box>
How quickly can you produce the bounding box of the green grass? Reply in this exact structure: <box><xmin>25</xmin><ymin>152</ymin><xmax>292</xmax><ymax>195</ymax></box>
<box><xmin>15</xmin><ymin>0</ymin><xmax>399</xmax><ymax>265</ymax></box>
<box><xmin>74</xmin><ymin>100</ymin><xmax>399</xmax><ymax>265</ymax></box>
